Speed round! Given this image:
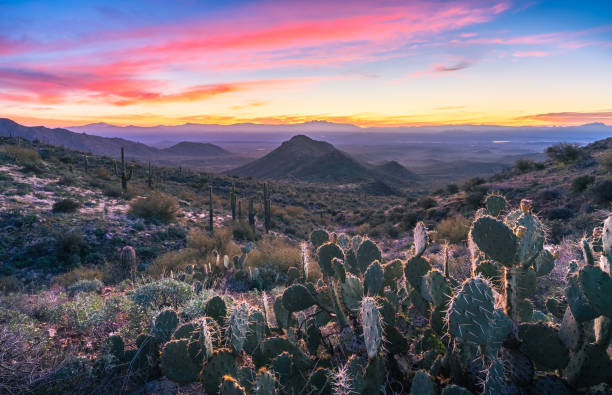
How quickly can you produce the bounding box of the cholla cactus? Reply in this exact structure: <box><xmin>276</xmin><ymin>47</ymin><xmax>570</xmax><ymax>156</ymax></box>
<box><xmin>360</xmin><ymin>297</ymin><xmax>382</xmax><ymax>359</ymax></box>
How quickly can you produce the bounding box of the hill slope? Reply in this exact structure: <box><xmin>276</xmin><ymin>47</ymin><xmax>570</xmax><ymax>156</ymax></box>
<box><xmin>0</xmin><ymin>118</ymin><xmax>231</xmax><ymax>160</ymax></box>
<box><xmin>161</xmin><ymin>141</ymin><xmax>231</xmax><ymax>156</ymax></box>
<box><xmin>229</xmin><ymin>135</ymin><xmax>417</xmax><ymax>185</ymax></box>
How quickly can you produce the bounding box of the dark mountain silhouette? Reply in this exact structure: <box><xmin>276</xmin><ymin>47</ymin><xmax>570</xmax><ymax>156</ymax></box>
<box><xmin>229</xmin><ymin>135</ymin><xmax>417</xmax><ymax>185</ymax></box>
<box><xmin>0</xmin><ymin>118</ymin><xmax>231</xmax><ymax>160</ymax></box>
<box><xmin>374</xmin><ymin>160</ymin><xmax>418</xmax><ymax>180</ymax></box>
<box><xmin>161</xmin><ymin>141</ymin><xmax>230</xmax><ymax>156</ymax></box>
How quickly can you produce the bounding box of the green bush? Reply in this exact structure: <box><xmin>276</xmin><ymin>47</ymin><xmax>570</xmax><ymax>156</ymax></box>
<box><xmin>590</xmin><ymin>178</ymin><xmax>612</xmax><ymax>205</ymax></box>
<box><xmin>546</xmin><ymin>143</ymin><xmax>584</xmax><ymax>163</ymax></box>
<box><xmin>570</xmin><ymin>175</ymin><xmax>595</xmax><ymax>193</ymax></box>
<box><xmin>130</xmin><ymin>192</ymin><xmax>179</xmax><ymax>223</ymax></box>
<box><xmin>435</xmin><ymin>215</ymin><xmax>470</xmax><ymax>243</ymax></box>
<box><xmin>130</xmin><ymin>278</ymin><xmax>193</xmax><ymax>309</ymax></box>
<box><xmin>52</xmin><ymin>198</ymin><xmax>80</xmax><ymax>213</ymax></box>
<box><xmin>67</xmin><ymin>279</ymin><xmax>103</xmax><ymax>296</ymax></box>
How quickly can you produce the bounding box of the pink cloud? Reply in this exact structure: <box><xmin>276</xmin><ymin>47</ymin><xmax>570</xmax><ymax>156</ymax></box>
<box><xmin>512</xmin><ymin>51</ymin><xmax>551</xmax><ymax>57</ymax></box>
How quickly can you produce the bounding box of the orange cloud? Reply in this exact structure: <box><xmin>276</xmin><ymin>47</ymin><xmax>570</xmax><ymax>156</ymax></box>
<box><xmin>517</xmin><ymin>111</ymin><xmax>612</xmax><ymax>125</ymax></box>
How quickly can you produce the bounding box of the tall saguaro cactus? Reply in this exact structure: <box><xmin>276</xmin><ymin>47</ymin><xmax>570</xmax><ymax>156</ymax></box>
<box><xmin>248</xmin><ymin>198</ymin><xmax>255</xmax><ymax>232</ymax></box>
<box><xmin>209</xmin><ymin>185</ymin><xmax>214</xmax><ymax>234</ymax></box>
<box><xmin>263</xmin><ymin>182</ymin><xmax>271</xmax><ymax>233</ymax></box>
<box><xmin>230</xmin><ymin>184</ymin><xmax>237</xmax><ymax>220</ymax></box>
<box><xmin>113</xmin><ymin>147</ymin><xmax>133</xmax><ymax>193</ymax></box>
<box><xmin>83</xmin><ymin>155</ymin><xmax>88</xmax><ymax>174</ymax></box>
<box><xmin>147</xmin><ymin>161</ymin><xmax>153</xmax><ymax>188</ymax></box>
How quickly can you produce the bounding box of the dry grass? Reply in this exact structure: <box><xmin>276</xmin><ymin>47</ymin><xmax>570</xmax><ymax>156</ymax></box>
<box><xmin>130</xmin><ymin>192</ymin><xmax>179</xmax><ymax>223</ymax></box>
<box><xmin>52</xmin><ymin>267</ymin><xmax>103</xmax><ymax>288</ymax></box>
<box><xmin>434</xmin><ymin>215</ymin><xmax>470</xmax><ymax>244</ymax></box>
<box><xmin>1</xmin><ymin>145</ymin><xmax>42</xmax><ymax>165</ymax></box>
<box><xmin>247</xmin><ymin>236</ymin><xmax>301</xmax><ymax>272</ymax></box>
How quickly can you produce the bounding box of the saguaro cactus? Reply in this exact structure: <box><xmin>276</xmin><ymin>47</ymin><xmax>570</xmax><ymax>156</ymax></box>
<box><xmin>83</xmin><ymin>155</ymin><xmax>88</xmax><ymax>174</ymax></box>
<box><xmin>112</xmin><ymin>147</ymin><xmax>133</xmax><ymax>193</ymax></box>
<box><xmin>147</xmin><ymin>161</ymin><xmax>153</xmax><ymax>188</ymax></box>
<box><xmin>263</xmin><ymin>183</ymin><xmax>271</xmax><ymax>233</ymax></box>
<box><xmin>209</xmin><ymin>185</ymin><xmax>214</xmax><ymax>234</ymax></box>
<box><xmin>248</xmin><ymin>198</ymin><xmax>255</xmax><ymax>231</ymax></box>
<box><xmin>231</xmin><ymin>184</ymin><xmax>237</xmax><ymax>220</ymax></box>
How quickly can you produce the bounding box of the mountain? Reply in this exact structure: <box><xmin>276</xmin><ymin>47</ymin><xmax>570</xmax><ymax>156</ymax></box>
<box><xmin>374</xmin><ymin>160</ymin><xmax>418</xmax><ymax>180</ymax></box>
<box><xmin>161</xmin><ymin>141</ymin><xmax>230</xmax><ymax>157</ymax></box>
<box><xmin>229</xmin><ymin>135</ymin><xmax>417</xmax><ymax>185</ymax></box>
<box><xmin>0</xmin><ymin>118</ymin><xmax>157</xmax><ymax>158</ymax></box>
<box><xmin>0</xmin><ymin>118</ymin><xmax>232</xmax><ymax>161</ymax></box>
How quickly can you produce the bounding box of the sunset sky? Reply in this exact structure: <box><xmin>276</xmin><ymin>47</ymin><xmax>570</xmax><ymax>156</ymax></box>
<box><xmin>1</xmin><ymin>0</ymin><xmax>611</xmax><ymax>128</ymax></box>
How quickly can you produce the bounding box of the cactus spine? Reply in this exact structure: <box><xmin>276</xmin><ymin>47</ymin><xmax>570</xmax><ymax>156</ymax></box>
<box><xmin>112</xmin><ymin>147</ymin><xmax>132</xmax><ymax>193</ymax></box>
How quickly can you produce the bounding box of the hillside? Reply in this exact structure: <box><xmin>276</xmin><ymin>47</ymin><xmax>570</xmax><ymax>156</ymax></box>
<box><xmin>229</xmin><ymin>135</ymin><xmax>417</xmax><ymax>186</ymax></box>
<box><xmin>0</xmin><ymin>119</ymin><xmax>233</xmax><ymax>169</ymax></box>
<box><xmin>161</xmin><ymin>141</ymin><xmax>231</xmax><ymax>157</ymax></box>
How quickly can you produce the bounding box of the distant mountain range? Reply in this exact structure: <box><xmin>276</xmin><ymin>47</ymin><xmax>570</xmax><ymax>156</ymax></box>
<box><xmin>0</xmin><ymin>118</ymin><xmax>232</xmax><ymax>160</ymax></box>
<box><xmin>229</xmin><ymin>135</ymin><xmax>418</xmax><ymax>185</ymax></box>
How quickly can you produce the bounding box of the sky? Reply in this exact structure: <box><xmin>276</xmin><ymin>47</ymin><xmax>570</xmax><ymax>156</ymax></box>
<box><xmin>1</xmin><ymin>0</ymin><xmax>611</xmax><ymax>128</ymax></box>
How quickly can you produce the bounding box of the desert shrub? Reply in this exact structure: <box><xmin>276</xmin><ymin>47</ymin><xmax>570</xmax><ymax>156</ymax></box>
<box><xmin>52</xmin><ymin>198</ymin><xmax>80</xmax><ymax>213</ymax></box>
<box><xmin>461</xmin><ymin>177</ymin><xmax>485</xmax><ymax>192</ymax></box>
<box><xmin>92</xmin><ymin>167</ymin><xmax>111</xmax><ymax>180</ymax></box>
<box><xmin>1</xmin><ymin>145</ymin><xmax>42</xmax><ymax>165</ymax></box>
<box><xmin>597</xmin><ymin>150</ymin><xmax>612</xmax><ymax>170</ymax></box>
<box><xmin>464</xmin><ymin>188</ymin><xmax>487</xmax><ymax>209</ymax></box>
<box><xmin>55</xmin><ymin>231</ymin><xmax>87</xmax><ymax>266</ymax></box>
<box><xmin>66</xmin><ymin>279</ymin><xmax>103</xmax><ymax>296</ymax></box>
<box><xmin>146</xmin><ymin>249</ymin><xmax>199</xmax><ymax>279</ymax></box>
<box><xmin>102</xmin><ymin>183</ymin><xmax>122</xmax><ymax>197</ymax></box>
<box><xmin>56</xmin><ymin>175</ymin><xmax>74</xmax><ymax>186</ymax></box>
<box><xmin>418</xmin><ymin>196</ymin><xmax>437</xmax><ymax>210</ymax></box>
<box><xmin>435</xmin><ymin>215</ymin><xmax>470</xmax><ymax>243</ymax></box>
<box><xmin>187</xmin><ymin>227</ymin><xmax>238</xmax><ymax>258</ymax></box>
<box><xmin>545</xmin><ymin>207</ymin><xmax>575</xmax><ymax>220</ymax></box>
<box><xmin>247</xmin><ymin>237</ymin><xmax>300</xmax><ymax>272</ymax></box>
<box><xmin>446</xmin><ymin>183</ymin><xmax>459</xmax><ymax>194</ymax></box>
<box><xmin>538</xmin><ymin>189</ymin><xmax>562</xmax><ymax>201</ymax></box>
<box><xmin>546</xmin><ymin>143</ymin><xmax>584</xmax><ymax>163</ymax></box>
<box><xmin>232</xmin><ymin>221</ymin><xmax>256</xmax><ymax>241</ymax></box>
<box><xmin>0</xmin><ymin>276</ymin><xmax>22</xmax><ymax>294</ymax></box>
<box><xmin>285</xmin><ymin>205</ymin><xmax>306</xmax><ymax>218</ymax></box>
<box><xmin>570</xmin><ymin>174</ymin><xmax>595</xmax><ymax>193</ymax></box>
<box><xmin>589</xmin><ymin>178</ymin><xmax>612</xmax><ymax>204</ymax></box>
<box><xmin>130</xmin><ymin>278</ymin><xmax>192</xmax><ymax>309</ymax></box>
<box><xmin>514</xmin><ymin>158</ymin><xmax>535</xmax><ymax>173</ymax></box>
<box><xmin>52</xmin><ymin>267</ymin><xmax>103</xmax><ymax>288</ymax></box>
<box><xmin>130</xmin><ymin>192</ymin><xmax>178</xmax><ymax>223</ymax></box>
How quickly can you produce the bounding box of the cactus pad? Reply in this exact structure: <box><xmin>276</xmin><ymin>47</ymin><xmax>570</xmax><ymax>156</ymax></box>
<box><xmin>447</xmin><ymin>277</ymin><xmax>496</xmax><ymax>346</ymax></box>
<box><xmin>281</xmin><ymin>284</ymin><xmax>316</xmax><ymax>312</ymax></box>
<box><xmin>360</xmin><ymin>297</ymin><xmax>382</xmax><ymax>359</ymax></box>
<box><xmin>220</xmin><ymin>375</ymin><xmax>246</xmax><ymax>395</ymax></box>
<box><xmin>310</xmin><ymin>229</ymin><xmax>329</xmax><ymax>249</ymax></box>
<box><xmin>206</xmin><ymin>295</ymin><xmax>227</xmax><ymax>324</ymax></box>
<box><xmin>341</xmin><ymin>274</ymin><xmax>364</xmax><ymax>312</ymax></box>
<box><xmin>410</xmin><ymin>370</ymin><xmax>436</xmax><ymax>395</ymax></box>
<box><xmin>200</xmin><ymin>348</ymin><xmax>238</xmax><ymax>394</ymax></box>
<box><xmin>383</xmin><ymin>259</ymin><xmax>403</xmax><ymax>286</ymax></box>
<box><xmin>535</xmin><ymin>249</ymin><xmax>555</xmax><ymax>276</ymax></box>
<box><xmin>404</xmin><ymin>256</ymin><xmax>432</xmax><ymax>289</ymax></box>
<box><xmin>229</xmin><ymin>302</ymin><xmax>250</xmax><ymax>353</ymax></box>
<box><xmin>485</xmin><ymin>194</ymin><xmax>506</xmax><ymax>217</ymax></box>
<box><xmin>565</xmin><ymin>343</ymin><xmax>612</xmax><ymax>388</ymax></box>
<box><xmin>364</xmin><ymin>260</ymin><xmax>384</xmax><ymax>296</ymax></box>
<box><xmin>471</xmin><ymin>216</ymin><xmax>517</xmax><ymax>266</ymax></box>
<box><xmin>255</xmin><ymin>368</ymin><xmax>277</xmax><ymax>395</ymax></box>
<box><xmin>317</xmin><ymin>242</ymin><xmax>344</xmax><ymax>277</ymax></box>
<box><xmin>421</xmin><ymin>269</ymin><xmax>451</xmax><ymax>308</ymax></box>
<box><xmin>413</xmin><ymin>222</ymin><xmax>428</xmax><ymax>258</ymax></box>
<box><xmin>565</xmin><ymin>272</ymin><xmax>599</xmax><ymax>322</ymax></box>
<box><xmin>578</xmin><ymin>265</ymin><xmax>612</xmax><ymax>318</ymax></box>
<box><xmin>518</xmin><ymin>322</ymin><xmax>569</xmax><ymax>370</ymax></box>
<box><xmin>153</xmin><ymin>309</ymin><xmax>179</xmax><ymax>343</ymax></box>
<box><xmin>160</xmin><ymin>339</ymin><xmax>200</xmax><ymax>383</ymax></box>
<box><xmin>357</xmin><ymin>239</ymin><xmax>382</xmax><ymax>273</ymax></box>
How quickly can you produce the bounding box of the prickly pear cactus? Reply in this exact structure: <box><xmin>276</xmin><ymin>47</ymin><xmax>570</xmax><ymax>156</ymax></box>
<box><xmin>410</xmin><ymin>370</ymin><xmax>436</xmax><ymax>395</ymax></box>
<box><xmin>341</xmin><ymin>274</ymin><xmax>364</xmax><ymax>312</ymax></box>
<box><xmin>281</xmin><ymin>284</ymin><xmax>316</xmax><ymax>312</ymax></box>
<box><xmin>318</xmin><ymin>242</ymin><xmax>344</xmax><ymax>277</ymax></box>
<box><xmin>160</xmin><ymin>339</ymin><xmax>200</xmax><ymax>383</ymax></box>
<box><xmin>413</xmin><ymin>221</ymin><xmax>428</xmax><ymax>258</ymax></box>
<box><xmin>360</xmin><ymin>297</ymin><xmax>382</xmax><ymax>359</ymax></box>
<box><xmin>364</xmin><ymin>260</ymin><xmax>384</xmax><ymax>296</ymax></box>
<box><xmin>229</xmin><ymin>302</ymin><xmax>250</xmax><ymax>353</ymax></box>
<box><xmin>470</xmin><ymin>216</ymin><xmax>517</xmax><ymax>267</ymax></box>
<box><xmin>255</xmin><ymin>367</ymin><xmax>277</xmax><ymax>395</ymax></box>
<box><xmin>421</xmin><ymin>269</ymin><xmax>451</xmax><ymax>308</ymax></box>
<box><xmin>310</xmin><ymin>229</ymin><xmax>329</xmax><ymax>249</ymax></box>
<box><xmin>200</xmin><ymin>348</ymin><xmax>238</xmax><ymax>394</ymax></box>
<box><xmin>153</xmin><ymin>309</ymin><xmax>179</xmax><ymax>343</ymax></box>
<box><xmin>206</xmin><ymin>295</ymin><xmax>227</xmax><ymax>324</ymax></box>
<box><xmin>220</xmin><ymin>375</ymin><xmax>246</xmax><ymax>395</ymax></box>
<box><xmin>518</xmin><ymin>322</ymin><xmax>569</xmax><ymax>370</ymax></box>
<box><xmin>357</xmin><ymin>239</ymin><xmax>381</xmax><ymax>273</ymax></box>
<box><xmin>485</xmin><ymin>194</ymin><xmax>506</xmax><ymax>217</ymax></box>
